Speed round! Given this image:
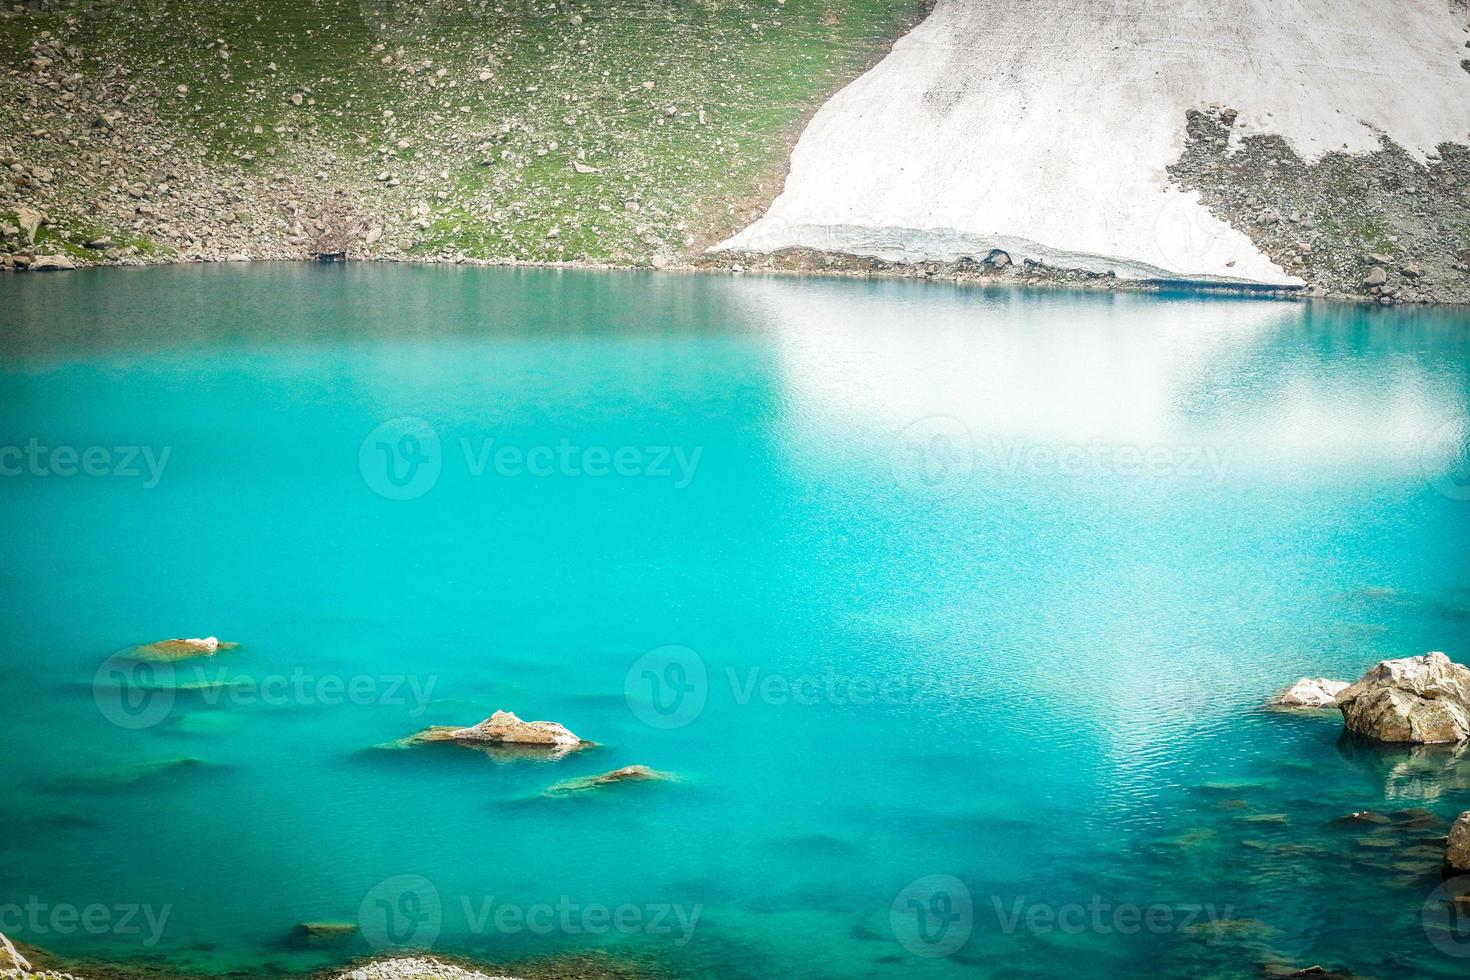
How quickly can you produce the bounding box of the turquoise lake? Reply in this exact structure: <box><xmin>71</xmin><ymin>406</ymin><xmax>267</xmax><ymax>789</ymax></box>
<box><xmin>2</xmin><ymin>264</ymin><xmax>1470</xmax><ymax>978</ymax></box>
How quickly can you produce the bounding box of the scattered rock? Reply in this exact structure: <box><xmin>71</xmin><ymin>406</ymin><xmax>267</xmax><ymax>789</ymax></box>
<box><xmin>1364</xmin><ymin>266</ymin><xmax>1387</xmax><ymax>287</ymax></box>
<box><xmin>15</xmin><ymin>206</ymin><xmax>42</xmax><ymax>243</ymax></box>
<box><xmin>1336</xmin><ymin>652</ymin><xmax>1470</xmax><ymax>743</ymax></box>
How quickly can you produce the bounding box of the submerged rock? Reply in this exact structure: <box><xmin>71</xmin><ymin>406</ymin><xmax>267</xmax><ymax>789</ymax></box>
<box><xmin>1276</xmin><ymin>677</ymin><xmax>1349</xmax><ymax>708</ymax></box>
<box><xmin>1445</xmin><ymin>812</ymin><xmax>1470</xmax><ymax>873</ymax></box>
<box><xmin>544</xmin><ymin>764</ymin><xmax>671</xmax><ymax>797</ymax></box>
<box><xmin>1336</xmin><ymin>652</ymin><xmax>1470</xmax><ymax>743</ymax></box>
<box><xmin>0</xmin><ymin>931</ymin><xmax>30</xmax><ymax>972</ymax></box>
<box><xmin>57</xmin><ymin>756</ymin><xmax>216</xmax><ymax>791</ymax></box>
<box><xmin>134</xmin><ymin>636</ymin><xmax>238</xmax><ymax>660</ymax></box>
<box><xmin>291</xmin><ymin>921</ymin><xmax>359</xmax><ymax>942</ymax></box>
<box><xmin>405</xmin><ymin>710</ymin><xmax>590</xmax><ymax>757</ymax></box>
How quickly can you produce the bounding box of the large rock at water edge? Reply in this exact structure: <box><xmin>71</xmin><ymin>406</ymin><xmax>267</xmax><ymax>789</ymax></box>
<box><xmin>1277</xmin><ymin>678</ymin><xmax>1349</xmax><ymax>708</ymax></box>
<box><xmin>1336</xmin><ymin>652</ymin><xmax>1470</xmax><ymax>743</ymax></box>
<box><xmin>0</xmin><ymin>931</ymin><xmax>31</xmax><ymax>971</ymax></box>
<box><xmin>1446</xmin><ymin>812</ymin><xmax>1470</xmax><ymax>874</ymax></box>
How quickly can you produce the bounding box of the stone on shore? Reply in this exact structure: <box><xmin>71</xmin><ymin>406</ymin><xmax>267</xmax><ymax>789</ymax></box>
<box><xmin>14</xmin><ymin>206</ymin><xmax>41</xmax><ymax>243</ymax></box>
<box><xmin>1336</xmin><ymin>652</ymin><xmax>1470</xmax><ymax>743</ymax></box>
<box><xmin>32</xmin><ymin>253</ymin><xmax>76</xmax><ymax>271</ymax></box>
<box><xmin>544</xmin><ymin>764</ymin><xmax>671</xmax><ymax>797</ymax></box>
<box><xmin>1446</xmin><ymin>812</ymin><xmax>1470</xmax><ymax>873</ymax></box>
<box><xmin>405</xmin><ymin>710</ymin><xmax>589</xmax><ymax>757</ymax></box>
<box><xmin>334</xmin><ymin>957</ymin><xmax>522</xmax><ymax>980</ymax></box>
<box><xmin>1276</xmin><ymin>677</ymin><xmax>1349</xmax><ymax>708</ymax></box>
<box><xmin>0</xmin><ymin>931</ymin><xmax>31</xmax><ymax>972</ymax></box>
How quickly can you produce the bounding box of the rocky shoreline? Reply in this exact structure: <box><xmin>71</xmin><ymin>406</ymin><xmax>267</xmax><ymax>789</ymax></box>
<box><xmin>0</xmin><ymin>955</ymin><xmax>525</xmax><ymax>980</ymax></box>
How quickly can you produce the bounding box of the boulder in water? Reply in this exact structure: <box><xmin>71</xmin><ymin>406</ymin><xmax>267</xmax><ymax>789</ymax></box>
<box><xmin>408</xmin><ymin>710</ymin><xmax>589</xmax><ymax>756</ymax></box>
<box><xmin>1446</xmin><ymin>812</ymin><xmax>1470</xmax><ymax>873</ymax></box>
<box><xmin>135</xmin><ymin>636</ymin><xmax>237</xmax><ymax>660</ymax></box>
<box><xmin>1276</xmin><ymin>677</ymin><xmax>1349</xmax><ymax>708</ymax></box>
<box><xmin>1336</xmin><ymin>652</ymin><xmax>1470</xmax><ymax>743</ymax></box>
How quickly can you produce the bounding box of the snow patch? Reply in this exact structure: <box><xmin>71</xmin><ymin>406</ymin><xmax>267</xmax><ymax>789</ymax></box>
<box><xmin>715</xmin><ymin>0</ymin><xmax>1470</xmax><ymax>284</ymax></box>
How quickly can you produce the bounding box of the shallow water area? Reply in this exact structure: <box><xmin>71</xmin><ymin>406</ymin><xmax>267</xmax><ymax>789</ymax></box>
<box><xmin>1</xmin><ymin>264</ymin><xmax>1469</xmax><ymax>978</ymax></box>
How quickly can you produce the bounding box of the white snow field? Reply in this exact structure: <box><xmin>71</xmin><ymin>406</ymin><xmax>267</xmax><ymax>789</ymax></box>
<box><xmin>715</xmin><ymin>0</ymin><xmax>1470</xmax><ymax>285</ymax></box>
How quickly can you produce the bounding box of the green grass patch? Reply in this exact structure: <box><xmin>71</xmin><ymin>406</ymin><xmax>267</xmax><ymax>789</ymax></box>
<box><xmin>2</xmin><ymin>0</ymin><xmax>929</xmax><ymax>262</ymax></box>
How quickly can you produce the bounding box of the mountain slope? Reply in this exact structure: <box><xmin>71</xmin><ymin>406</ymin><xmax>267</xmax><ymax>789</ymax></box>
<box><xmin>0</xmin><ymin>0</ymin><xmax>926</xmax><ymax>267</ymax></box>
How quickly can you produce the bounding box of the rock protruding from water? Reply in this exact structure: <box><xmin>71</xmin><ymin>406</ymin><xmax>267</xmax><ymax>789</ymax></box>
<box><xmin>1276</xmin><ymin>678</ymin><xmax>1349</xmax><ymax>708</ymax></box>
<box><xmin>544</xmin><ymin>764</ymin><xmax>670</xmax><ymax>797</ymax></box>
<box><xmin>1336</xmin><ymin>651</ymin><xmax>1470</xmax><ymax>743</ymax></box>
<box><xmin>409</xmin><ymin>710</ymin><xmax>589</xmax><ymax>756</ymax></box>
<box><xmin>0</xmin><ymin>931</ymin><xmax>31</xmax><ymax>972</ymax></box>
<box><xmin>1446</xmin><ymin>812</ymin><xmax>1470</xmax><ymax>873</ymax></box>
<box><xmin>135</xmin><ymin>636</ymin><xmax>237</xmax><ymax>660</ymax></box>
